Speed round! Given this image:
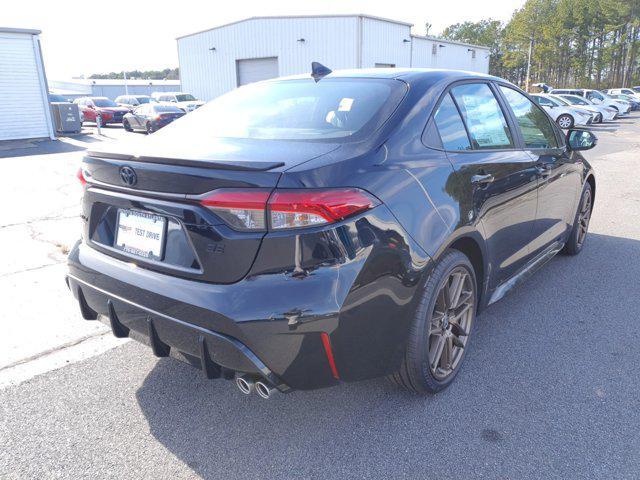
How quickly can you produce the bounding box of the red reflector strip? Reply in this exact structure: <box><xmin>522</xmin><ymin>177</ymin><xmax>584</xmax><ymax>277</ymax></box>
<box><xmin>200</xmin><ymin>189</ymin><xmax>270</xmax><ymax>210</ymax></box>
<box><xmin>320</xmin><ymin>332</ymin><xmax>340</xmax><ymax>380</ymax></box>
<box><xmin>77</xmin><ymin>167</ymin><xmax>87</xmax><ymax>186</ymax></box>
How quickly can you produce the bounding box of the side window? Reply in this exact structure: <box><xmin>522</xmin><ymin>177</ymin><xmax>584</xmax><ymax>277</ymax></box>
<box><xmin>433</xmin><ymin>94</ymin><xmax>471</xmax><ymax>151</ymax></box>
<box><xmin>587</xmin><ymin>91</ymin><xmax>603</xmax><ymax>101</ymax></box>
<box><xmin>499</xmin><ymin>86</ymin><xmax>558</xmax><ymax>149</ymax></box>
<box><xmin>450</xmin><ymin>83</ymin><xmax>514</xmax><ymax>150</ymax></box>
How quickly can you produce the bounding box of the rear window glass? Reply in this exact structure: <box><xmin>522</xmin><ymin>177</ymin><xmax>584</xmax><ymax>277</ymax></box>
<box><xmin>451</xmin><ymin>84</ymin><xmax>514</xmax><ymax>150</ymax></box>
<box><xmin>153</xmin><ymin>105</ymin><xmax>183</xmax><ymax>113</ymax></box>
<box><xmin>154</xmin><ymin>79</ymin><xmax>406</xmax><ymax>142</ymax></box>
<box><xmin>433</xmin><ymin>94</ymin><xmax>471</xmax><ymax>151</ymax></box>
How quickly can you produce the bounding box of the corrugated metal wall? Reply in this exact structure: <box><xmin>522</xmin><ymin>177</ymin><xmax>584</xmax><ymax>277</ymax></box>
<box><xmin>90</xmin><ymin>84</ymin><xmax>181</xmax><ymax>99</ymax></box>
<box><xmin>411</xmin><ymin>36</ymin><xmax>490</xmax><ymax>72</ymax></box>
<box><xmin>178</xmin><ymin>16</ymin><xmax>491</xmax><ymax>101</ymax></box>
<box><xmin>178</xmin><ymin>17</ymin><xmax>358</xmax><ymax>100</ymax></box>
<box><xmin>0</xmin><ymin>32</ymin><xmax>53</xmax><ymax>140</ymax></box>
<box><xmin>361</xmin><ymin>17</ymin><xmax>411</xmax><ymax>68</ymax></box>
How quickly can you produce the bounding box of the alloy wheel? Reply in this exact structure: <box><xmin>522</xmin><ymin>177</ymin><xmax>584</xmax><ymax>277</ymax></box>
<box><xmin>558</xmin><ymin>115</ymin><xmax>573</xmax><ymax>129</ymax></box>
<box><xmin>577</xmin><ymin>189</ymin><xmax>592</xmax><ymax>247</ymax></box>
<box><xmin>428</xmin><ymin>266</ymin><xmax>475</xmax><ymax>380</ymax></box>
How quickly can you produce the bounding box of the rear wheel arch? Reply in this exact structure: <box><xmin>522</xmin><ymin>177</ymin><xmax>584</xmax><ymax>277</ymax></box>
<box><xmin>586</xmin><ymin>174</ymin><xmax>596</xmax><ymax>204</ymax></box>
<box><xmin>446</xmin><ymin>235</ymin><xmax>486</xmax><ymax>310</ymax></box>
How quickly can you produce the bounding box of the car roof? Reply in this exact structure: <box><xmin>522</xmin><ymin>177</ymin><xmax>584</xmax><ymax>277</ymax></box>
<box><xmin>274</xmin><ymin>68</ymin><xmax>507</xmax><ymax>86</ymax></box>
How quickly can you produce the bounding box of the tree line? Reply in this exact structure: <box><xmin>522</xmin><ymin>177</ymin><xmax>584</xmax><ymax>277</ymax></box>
<box><xmin>442</xmin><ymin>0</ymin><xmax>640</xmax><ymax>90</ymax></box>
<box><xmin>89</xmin><ymin>68</ymin><xmax>179</xmax><ymax>80</ymax></box>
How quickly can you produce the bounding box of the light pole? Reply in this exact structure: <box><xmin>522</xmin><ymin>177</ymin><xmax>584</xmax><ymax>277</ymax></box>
<box><xmin>524</xmin><ymin>36</ymin><xmax>534</xmax><ymax>92</ymax></box>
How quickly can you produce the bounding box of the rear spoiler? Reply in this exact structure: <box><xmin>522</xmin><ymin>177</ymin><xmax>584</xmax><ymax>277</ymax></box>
<box><xmin>86</xmin><ymin>150</ymin><xmax>285</xmax><ymax>172</ymax></box>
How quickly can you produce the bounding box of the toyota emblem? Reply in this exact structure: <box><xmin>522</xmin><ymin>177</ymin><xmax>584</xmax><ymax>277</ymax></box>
<box><xmin>119</xmin><ymin>166</ymin><xmax>137</xmax><ymax>186</ymax></box>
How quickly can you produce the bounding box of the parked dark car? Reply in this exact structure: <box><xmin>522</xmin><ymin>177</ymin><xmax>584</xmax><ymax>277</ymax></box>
<box><xmin>123</xmin><ymin>104</ymin><xmax>185</xmax><ymax>133</ymax></box>
<box><xmin>68</xmin><ymin>69</ymin><xmax>597</xmax><ymax>398</ymax></box>
<box><xmin>74</xmin><ymin>97</ymin><xmax>129</xmax><ymax>125</ymax></box>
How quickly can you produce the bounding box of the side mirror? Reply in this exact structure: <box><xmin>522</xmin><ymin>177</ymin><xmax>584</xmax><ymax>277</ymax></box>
<box><xmin>567</xmin><ymin>129</ymin><xmax>597</xmax><ymax>151</ymax></box>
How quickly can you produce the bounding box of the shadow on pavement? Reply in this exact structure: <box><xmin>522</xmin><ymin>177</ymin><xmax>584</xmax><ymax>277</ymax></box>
<box><xmin>135</xmin><ymin>232</ymin><xmax>640</xmax><ymax>478</ymax></box>
<box><xmin>0</xmin><ymin>135</ymin><xmax>100</xmax><ymax>159</ymax></box>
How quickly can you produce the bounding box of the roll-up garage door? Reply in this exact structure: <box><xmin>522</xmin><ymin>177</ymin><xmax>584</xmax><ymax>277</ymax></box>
<box><xmin>236</xmin><ymin>57</ymin><xmax>279</xmax><ymax>86</ymax></box>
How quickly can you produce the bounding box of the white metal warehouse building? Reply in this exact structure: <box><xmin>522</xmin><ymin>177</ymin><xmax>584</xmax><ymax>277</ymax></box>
<box><xmin>0</xmin><ymin>27</ymin><xmax>54</xmax><ymax>141</ymax></box>
<box><xmin>49</xmin><ymin>79</ymin><xmax>182</xmax><ymax>101</ymax></box>
<box><xmin>177</xmin><ymin>15</ymin><xmax>491</xmax><ymax>101</ymax></box>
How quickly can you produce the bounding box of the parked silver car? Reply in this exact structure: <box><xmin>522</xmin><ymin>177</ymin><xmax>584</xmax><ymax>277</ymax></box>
<box><xmin>557</xmin><ymin>94</ymin><xmax>618</xmax><ymax>121</ymax></box>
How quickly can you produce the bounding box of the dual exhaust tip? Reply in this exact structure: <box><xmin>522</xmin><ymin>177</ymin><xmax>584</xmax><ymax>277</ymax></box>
<box><xmin>236</xmin><ymin>374</ymin><xmax>275</xmax><ymax>399</ymax></box>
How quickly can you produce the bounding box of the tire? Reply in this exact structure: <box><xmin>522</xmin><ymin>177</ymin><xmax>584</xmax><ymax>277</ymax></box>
<box><xmin>123</xmin><ymin>119</ymin><xmax>132</xmax><ymax>132</ymax></box>
<box><xmin>557</xmin><ymin>114</ymin><xmax>574</xmax><ymax>129</ymax></box>
<box><xmin>390</xmin><ymin>249</ymin><xmax>477</xmax><ymax>394</ymax></box>
<box><xmin>562</xmin><ymin>183</ymin><xmax>593</xmax><ymax>255</ymax></box>
<box><xmin>146</xmin><ymin>122</ymin><xmax>153</xmax><ymax>134</ymax></box>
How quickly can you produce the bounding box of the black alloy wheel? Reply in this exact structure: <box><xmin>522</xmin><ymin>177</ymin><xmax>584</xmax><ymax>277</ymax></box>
<box><xmin>562</xmin><ymin>183</ymin><xmax>593</xmax><ymax>255</ymax></box>
<box><xmin>391</xmin><ymin>250</ymin><xmax>477</xmax><ymax>393</ymax></box>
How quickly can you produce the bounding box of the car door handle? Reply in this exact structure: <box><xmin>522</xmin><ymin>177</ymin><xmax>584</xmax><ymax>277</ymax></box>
<box><xmin>536</xmin><ymin>164</ymin><xmax>553</xmax><ymax>177</ymax></box>
<box><xmin>471</xmin><ymin>173</ymin><xmax>495</xmax><ymax>185</ymax></box>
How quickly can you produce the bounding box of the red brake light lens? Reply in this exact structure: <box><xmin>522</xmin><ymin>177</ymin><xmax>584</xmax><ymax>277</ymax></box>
<box><xmin>200</xmin><ymin>188</ymin><xmax>379</xmax><ymax>231</ymax></box>
<box><xmin>269</xmin><ymin>189</ymin><xmax>379</xmax><ymax>230</ymax></box>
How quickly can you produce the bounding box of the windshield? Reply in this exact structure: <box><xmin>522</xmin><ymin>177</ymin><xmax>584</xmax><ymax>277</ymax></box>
<box><xmin>49</xmin><ymin>94</ymin><xmax>67</xmax><ymax>102</ymax></box>
<box><xmin>550</xmin><ymin>96</ymin><xmax>570</xmax><ymax>106</ymax></box>
<box><xmin>155</xmin><ymin>79</ymin><xmax>405</xmax><ymax>142</ymax></box>
<box><xmin>93</xmin><ymin>98</ymin><xmax>118</xmax><ymax>107</ymax></box>
<box><xmin>136</xmin><ymin>96</ymin><xmax>154</xmax><ymax>104</ymax></box>
<box><xmin>562</xmin><ymin>95</ymin><xmax>589</xmax><ymax>105</ymax></box>
<box><xmin>175</xmin><ymin>94</ymin><xmax>197</xmax><ymax>102</ymax></box>
<box><xmin>543</xmin><ymin>96</ymin><xmax>562</xmax><ymax>107</ymax></box>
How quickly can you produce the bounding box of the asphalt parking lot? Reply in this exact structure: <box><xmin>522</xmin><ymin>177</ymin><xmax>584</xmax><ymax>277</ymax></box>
<box><xmin>1</xmin><ymin>119</ymin><xmax>639</xmax><ymax>479</ymax></box>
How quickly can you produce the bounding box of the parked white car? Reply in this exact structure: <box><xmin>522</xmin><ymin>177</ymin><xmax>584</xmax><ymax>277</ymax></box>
<box><xmin>550</xmin><ymin>88</ymin><xmax>631</xmax><ymax>114</ymax></box>
<box><xmin>605</xmin><ymin>88</ymin><xmax>640</xmax><ymax>102</ymax></box>
<box><xmin>530</xmin><ymin>94</ymin><xmax>593</xmax><ymax>128</ymax></box>
<box><xmin>151</xmin><ymin>92</ymin><xmax>205</xmax><ymax>112</ymax></box>
<box><xmin>557</xmin><ymin>94</ymin><xmax>618</xmax><ymax>122</ymax></box>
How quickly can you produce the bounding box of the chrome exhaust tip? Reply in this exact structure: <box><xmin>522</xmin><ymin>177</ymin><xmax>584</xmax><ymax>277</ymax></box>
<box><xmin>236</xmin><ymin>375</ymin><xmax>254</xmax><ymax>395</ymax></box>
<box><xmin>255</xmin><ymin>380</ymin><xmax>275</xmax><ymax>399</ymax></box>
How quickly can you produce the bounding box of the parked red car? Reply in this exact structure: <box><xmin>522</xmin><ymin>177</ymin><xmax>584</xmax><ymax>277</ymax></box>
<box><xmin>73</xmin><ymin>97</ymin><xmax>129</xmax><ymax>125</ymax></box>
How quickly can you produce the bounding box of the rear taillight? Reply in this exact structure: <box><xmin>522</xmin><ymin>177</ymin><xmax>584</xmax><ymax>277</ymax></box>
<box><xmin>269</xmin><ymin>189</ymin><xmax>378</xmax><ymax>229</ymax></box>
<box><xmin>200</xmin><ymin>189</ymin><xmax>271</xmax><ymax>231</ymax></box>
<box><xmin>200</xmin><ymin>188</ymin><xmax>379</xmax><ymax>231</ymax></box>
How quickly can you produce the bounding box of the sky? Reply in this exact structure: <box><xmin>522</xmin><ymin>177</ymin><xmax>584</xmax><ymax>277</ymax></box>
<box><xmin>5</xmin><ymin>0</ymin><xmax>526</xmax><ymax>79</ymax></box>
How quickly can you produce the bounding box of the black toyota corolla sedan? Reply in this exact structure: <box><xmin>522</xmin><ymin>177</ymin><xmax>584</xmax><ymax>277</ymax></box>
<box><xmin>67</xmin><ymin>68</ymin><xmax>596</xmax><ymax>398</ymax></box>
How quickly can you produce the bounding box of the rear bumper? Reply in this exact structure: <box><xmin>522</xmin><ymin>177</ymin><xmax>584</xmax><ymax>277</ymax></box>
<box><xmin>66</xmin><ymin>205</ymin><xmax>430</xmax><ymax>391</ymax></box>
<box><xmin>67</xmin><ymin>270</ymin><xmax>289</xmax><ymax>391</ymax></box>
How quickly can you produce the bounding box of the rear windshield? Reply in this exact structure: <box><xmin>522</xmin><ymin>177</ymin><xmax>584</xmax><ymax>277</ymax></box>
<box><xmin>175</xmin><ymin>94</ymin><xmax>196</xmax><ymax>102</ymax></box>
<box><xmin>136</xmin><ymin>97</ymin><xmax>154</xmax><ymax>104</ymax></box>
<box><xmin>155</xmin><ymin>78</ymin><xmax>406</xmax><ymax>142</ymax></box>
<box><xmin>93</xmin><ymin>98</ymin><xmax>118</xmax><ymax>107</ymax></box>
